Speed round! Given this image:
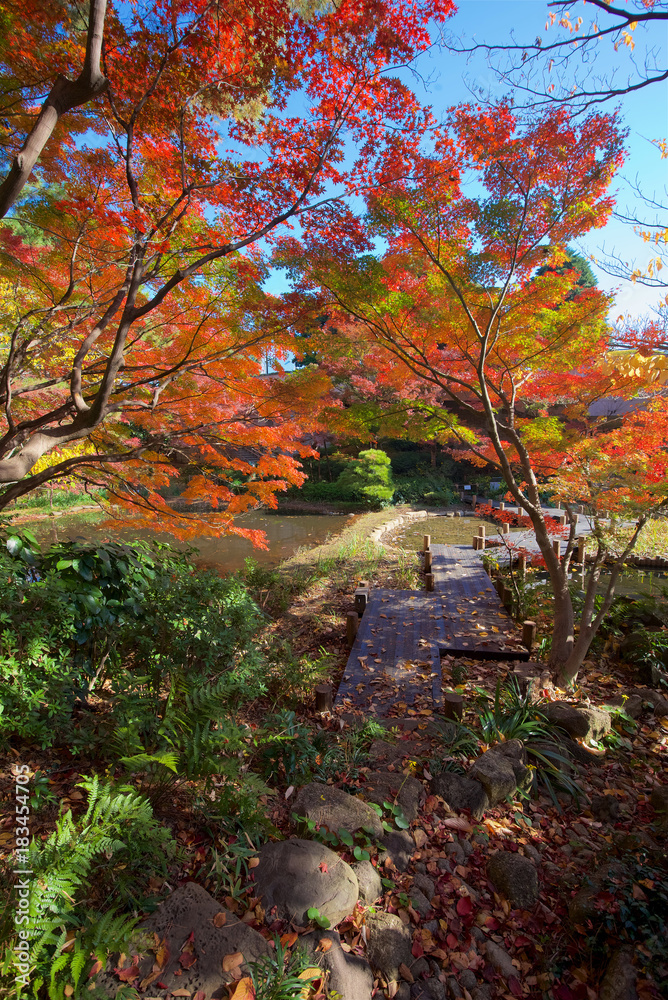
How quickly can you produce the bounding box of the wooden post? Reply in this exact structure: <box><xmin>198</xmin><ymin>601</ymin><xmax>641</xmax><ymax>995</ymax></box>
<box><xmin>472</xmin><ymin>535</ymin><xmax>480</xmax><ymax>550</ymax></box>
<box><xmin>522</xmin><ymin>620</ymin><xmax>537</xmax><ymax>653</ymax></box>
<box><xmin>559</xmin><ymin>514</ymin><xmax>568</xmax><ymax>526</ymax></box>
<box><xmin>518</xmin><ymin>552</ymin><xmax>527</xmax><ymax>579</ymax></box>
<box><xmin>315</xmin><ymin>683</ymin><xmax>333</xmax><ymax>713</ymax></box>
<box><xmin>442</xmin><ymin>691</ymin><xmax>464</xmax><ymax>721</ymax></box>
<box><xmin>346</xmin><ymin>612</ymin><xmax>359</xmax><ymax>647</ymax></box>
<box><xmin>556</xmin><ymin>501</ymin><xmax>561</xmax><ymax>509</ymax></box>
<box><xmin>357</xmin><ymin>579</ymin><xmax>369</xmax><ymax>589</ymax></box>
<box><xmin>354</xmin><ymin>587</ymin><xmax>369</xmax><ymax>616</ymax></box>
<box><xmin>576</xmin><ymin>536</ymin><xmax>586</xmax><ymax>564</ymax></box>
<box><xmin>425</xmin><ymin>573</ymin><xmax>434</xmax><ymax>592</ymax></box>
<box><xmin>503</xmin><ymin>592</ymin><xmax>513</xmax><ymax>615</ymax></box>
<box><xmin>502</xmin><ymin>522</ymin><xmax>510</xmax><ymax>535</ymax></box>
<box><xmin>424</xmin><ymin>549</ymin><xmax>432</xmax><ymax>572</ymax></box>
<box><xmin>477</xmin><ymin>524</ymin><xmax>486</xmax><ymax>538</ymax></box>
<box><xmin>471</xmin><ymin>494</ymin><xmax>477</xmax><ymax>508</ymax></box>
<box><xmin>499</xmin><ymin>501</ymin><xmax>506</xmax><ymax>510</ymax></box>
<box><xmin>552</xmin><ymin>538</ymin><xmax>561</xmax><ymax>559</ymax></box>
<box><xmin>494</xmin><ymin>579</ymin><xmax>504</xmax><ymax>598</ymax></box>
<box><xmin>423</xmin><ymin>535</ymin><xmax>431</xmax><ymax>552</ymax></box>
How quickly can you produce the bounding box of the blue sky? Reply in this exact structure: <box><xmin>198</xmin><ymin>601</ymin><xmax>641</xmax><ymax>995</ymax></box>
<box><xmin>418</xmin><ymin>0</ymin><xmax>668</xmax><ymax>321</ymax></box>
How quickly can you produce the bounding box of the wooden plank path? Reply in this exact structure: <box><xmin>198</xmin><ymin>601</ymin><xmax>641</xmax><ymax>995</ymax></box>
<box><xmin>335</xmin><ymin>543</ymin><xmax>529</xmax><ymax>717</ymax></box>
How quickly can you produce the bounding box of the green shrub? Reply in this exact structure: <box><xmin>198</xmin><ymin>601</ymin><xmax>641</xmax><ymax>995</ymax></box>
<box><xmin>392</xmin><ymin>472</ymin><xmax>457</xmax><ymax>506</ymax></box>
<box><xmin>336</xmin><ymin>449</ymin><xmax>395</xmax><ymax>505</ymax></box>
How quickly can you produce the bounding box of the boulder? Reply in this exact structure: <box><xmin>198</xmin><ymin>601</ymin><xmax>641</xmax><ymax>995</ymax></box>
<box><xmin>409</xmin><ymin>887</ymin><xmax>432</xmax><ymax>917</ymax></box>
<box><xmin>568</xmin><ymin>863</ymin><xmax>625</xmax><ymax>925</ymax></box>
<box><xmin>432</xmin><ymin>771</ymin><xmax>489</xmax><ymax>819</ymax></box>
<box><xmin>590</xmin><ymin>794</ymin><xmax>621</xmax><ymax>823</ymax></box>
<box><xmin>484</xmin><ymin>940</ymin><xmax>516</xmax><ymax>980</ymax></box>
<box><xmin>360</xmin><ymin>770</ymin><xmax>425</xmax><ymax>823</ymax></box>
<box><xmin>598</xmin><ymin>947</ymin><xmax>638</xmax><ymax>1000</ymax></box>
<box><xmin>255</xmin><ymin>839</ymin><xmax>358</xmax><ymax>927</ymax></box>
<box><xmin>487</xmin><ymin>851</ymin><xmax>538</xmax><ymax>909</ymax></box>
<box><xmin>468</xmin><ymin>741</ymin><xmax>532</xmax><ymax>805</ymax></box>
<box><xmin>635</xmin><ymin>687</ymin><xmax>668</xmax><ymax>717</ymax></box>
<box><xmin>293</xmin><ymin>782</ymin><xmax>383</xmax><ymax>839</ymax></box>
<box><xmin>301</xmin><ymin>928</ymin><xmax>373</xmax><ymax>1000</ymax></box>
<box><xmin>603</xmin><ymin>693</ymin><xmax>644</xmax><ymax>719</ymax></box>
<box><xmin>364</xmin><ymin>910</ymin><xmax>413</xmax><ymax>981</ymax></box>
<box><xmin>380</xmin><ymin>828</ymin><xmax>415</xmax><ymax>871</ymax></box>
<box><xmin>353</xmin><ymin>859</ymin><xmax>382</xmax><ymax>904</ymax></box>
<box><xmin>95</xmin><ymin>883</ymin><xmax>271</xmax><ymax>998</ymax></box>
<box><xmin>413</xmin><ymin>873</ymin><xmax>436</xmax><ymax>899</ymax></box>
<box><xmin>544</xmin><ymin>701</ymin><xmax>611</xmax><ymax>741</ymax></box>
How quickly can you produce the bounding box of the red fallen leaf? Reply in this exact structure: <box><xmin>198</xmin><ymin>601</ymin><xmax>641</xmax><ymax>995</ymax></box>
<box><xmin>319</xmin><ymin>862</ymin><xmax>328</xmax><ymax>873</ymax></box>
<box><xmin>179</xmin><ymin>950</ymin><xmax>197</xmax><ymax>970</ymax></box>
<box><xmin>193</xmin><ymin>992</ymin><xmax>206</xmax><ymax>1000</ymax></box>
<box><xmin>513</xmin><ymin>935</ymin><xmax>532</xmax><ymax>947</ymax></box>
<box><xmin>554</xmin><ymin>984</ymin><xmax>576</xmax><ymax>1000</ymax></box>
<box><xmin>508</xmin><ymin>976</ymin><xmax>523</xmax><ymax>996</ymax></box>
<box><xmin>456</xmin><ymin>896</ymin><xmax>473</xmax><ymax>917</ymax></box>
<box><xmin>116</xmin><ymin>965</ymin><xmax>140</xmax><ymax>983</ymax></box>
<box><xmin>411</xmin><ymin>941</ymin><xmax>424</xmax><ymax>959</ymax></box>
<box><xmin>446</xmin><ymin>933</ymin><xmax>458</xmax><ymax>949</ymax></box>
<box><xmin>88</xmin><ymin>961</ymin><xmax>103</xmax><ymax>979</ymax></box>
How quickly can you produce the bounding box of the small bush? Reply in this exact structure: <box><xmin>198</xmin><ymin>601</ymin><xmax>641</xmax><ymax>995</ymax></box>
<box><xmin>336</xmin><ymin>449</ymin><xmax>395</xmax><ymax>505</ymax></box>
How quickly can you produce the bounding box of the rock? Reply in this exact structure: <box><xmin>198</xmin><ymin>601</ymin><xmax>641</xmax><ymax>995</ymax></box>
<box><xmin>468</xmin><ymin>741</ymin><xmax>531</xmax><ymax>805</ymax></box>
<box><xmin>411</xmin><ymin>957</ymin><xmax>430</xmax><ymax>978</ymax></box>
<box><xmin>472</xmin><ymin>987</ymin><xmax>493</xmax><ymax>1000</ymax></box>
<box><xmin>381</xmin><ymin>829</ymin><xmax>415</xmax><ymax>871</ymax></box>
<box><xmin>650</xmin><ymin>785</ymin><xmax>668</xmax><ymax>813</ymax></box>
<box><xmin>365</xmin><ymin>910</ymin><xmax>413</xmax><ymax>981</ymax></box>
<box><xmin>591</xmin><ymin>794</ymin><xmax>622</xmax><ymax>823</ymax></box>
<box><xmin>444</xmin><ymin>841</ymin><xmax>466</xmax><ymax>866</ymax></box>
<box><xmin>409</xmin><ymin>887</ymin><xmax>432</xmax><ymax>917</ymax></box>
<box><xmin>293</xmin><ymin>782</ymin><xmax>383</xmax><ymax>839</ymax></box>
<box><xmin>458</xmin><ymin>970</ymin><xmax>478</xmax><ymax>991</ymax></box>
<box><xmin>604</xmin><ymin>693</ymin><xmax>644</xmax><ymax>719</ymax></box>
<box><xmin>634</xmin><ymin>687</ymin><xmax>668</xmax><ymax>716</ymax></box>
<box><xmin>447</xmin><ymin>976</ymin><xmax>464</xmax><ymax>998</ymax></box>
<box><xmin>413</xmin><ymin>873</ymin><xmax>436</xmax><ymax>898</ymax></box>
<box><xmin>598</xmin><ymin>947</ymin><xmax>638</xmax><ymax>1000</ymax></box>
<box><xmin>484</xmin><ymin>940</ymin><xmax>516</xmax><ymax>980</ymax></box>
<box><xmin>432</xmin><ymin>771</ymin><xmax>489</xmax><ymax>819</ymax></box>
<box><xmin>361</xmin><ymin>770</ymin><xmax>425</xmax><ymax>823</ymax></box>
<box><xmin>522</xmin><ymin>843</ymin><xmax>541</xmax><ymax>864</ymax></box>
<box><xmin>458</xmin><ymin>837</ymin><xmax>474</xmax><ymax>858</ymax></box>
<box><xmin>255</xmin><ymin>839</ymin><xmax>358</xmax><ymax>927</ymax></box>
<box><xmin>369</xmin><ymin>738</ymin><xmax>422</xmax><ymax>767</ymax></box>
<box><xmin>95</xmin><ymin>883</ymin><xmax>271</xmax><ymax>998</ymax></box>
<box><xmin>300</xmin><ymin>928</ymin><xmax>373</xmax><ymax>1000</ymax></box>
<box><xmin>353</xmin><ymin>859</ymin><xmax>382</xmax><ymax>904</ymax></box>
<box><xmin>423</xmin><ymin>979</ymin><xmax>447</xmax><ymax>1000</ymax></box>
<box><xmin>544</xmin><ymin>701</ymin><xmax>611</xmax><ymax>741</ymax></box>
<box><xmin>471</xmin><ymin>927</ymin><xmax>486</xmax><ymax>943</ymax></box>
<box><xmin>568</xmin><ymin>863</ymin><xmax>624</xmax><ymax>925</ymax></box>
<box><xmin>487</xmin><ymin>851</ymin><xmax>538</xmax><ymax>909</ymax></box>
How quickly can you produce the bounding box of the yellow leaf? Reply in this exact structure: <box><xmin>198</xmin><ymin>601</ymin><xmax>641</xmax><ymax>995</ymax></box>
<box><xmin>222</xmin><ymin>952</ymin><xmax>244</xmax><ymax>973</ymax></box>
<box><xmin>228</xmin><ymin>979</ymin><xmax>255</xmax><ymax>1000</ymax></box>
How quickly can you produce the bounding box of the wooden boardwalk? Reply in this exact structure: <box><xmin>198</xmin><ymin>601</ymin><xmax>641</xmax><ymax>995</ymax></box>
<box><xmin>335</xmin><ymin>543</ymin><xmax>529</xmax><ymax>717</ymax></box>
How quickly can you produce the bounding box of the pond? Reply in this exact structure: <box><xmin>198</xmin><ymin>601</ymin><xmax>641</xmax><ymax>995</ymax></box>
<box><xmin>18</xmin><ymin>510</ymin><xmax>352</xmax><ymax>574</ymax></box>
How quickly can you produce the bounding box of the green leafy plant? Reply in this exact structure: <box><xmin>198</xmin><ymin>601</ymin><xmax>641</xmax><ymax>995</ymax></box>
<box><xmin>0</xmin><ymin>777</ymin><xmax>174</xmax><ymax>1000</ymax></box>
<box><xmin>336</xmin><ymin>449</ymin><xmax>395</xmax><ymax>506</ymax></box>
<box><xmin>306</xmin><ymin>907</ymin><xmax>331</xmax><ymax>929</ymax></box>
<box><xmin>248</xmin><ymin>937</ymin><xmax>321</xmax><ymax>999</ymax></box>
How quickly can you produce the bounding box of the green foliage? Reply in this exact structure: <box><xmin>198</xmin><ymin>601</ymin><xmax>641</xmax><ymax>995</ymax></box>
<box><xmin>306</xmin><ymin>906</ymin><xmax>331</xmax><ymax>929</ymax></box>
<box><xmin>1</xmin><ymin>777</ymin><xmax>174</xmax><ymax>1000</ymax></box>
<box><xmin>0</xmin><ymin>531</ymin><xmax>265</xmax><ymax>755</ymax></box>
<box><xmin>392</xmin><ymin>472</ymin><xmax>458</xmax><ymax>506</ymax></box>
<box><xmin>476</xmin><ymin>679</ymin><xmax>583</xmax><ymax>807</ymax></box>
<box><xmin>248</xmin><ymin>938</ymin><xmax>321</xmax><ymax>999</ymax></box>
<box><xmin>336</xmin><ymin>449</ymin><xmax>395</xmax><ymax>506</ymax></box>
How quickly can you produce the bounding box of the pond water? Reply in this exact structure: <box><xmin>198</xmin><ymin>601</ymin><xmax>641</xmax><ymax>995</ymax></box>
<box><xmin>19</xmin><ymin>511</ymin><xmax>352</xmax><ymax>574</ymax></box>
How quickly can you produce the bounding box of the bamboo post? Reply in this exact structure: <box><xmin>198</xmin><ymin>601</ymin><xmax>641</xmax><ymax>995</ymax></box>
<box><xmin>559</xmin><ymin>514</ymin><xmax>568</xmax><ymax>526</ymax></box>
<box><xmin>502</xmin><ymin>522</ymin><xmax>510</xmax><ymax>535</ymax></box>
<box><xmin>315</xmin><ymin>683</ymin><xmax>333</xmax><ymax>713</ymax></box>
<box><xmin>477</xmin><ymin>524</ymin><xmax>486</xmax><ymax>538</ymax></box>
<box><xmin>471</xmin><ymin>494</ymin><xmax>477</xmax><ymax>508</ymax></box>
<box><xmin>499</xmin><ymin>501</ymin><xmax>506</xmax><ymax>510</ymax></box>
<box><xmin>423</xmin><ymin>535</ymin><xmax>431</xmax><ymax>552</ymax></box>
<box><xmin>522</xmin><ymin>620</ymin><xmax>537</xmax><ymax>653</ymax></box>
<box><xmin>576</xmin><ymin>536</ymin><xmax>586</xmax><ymax>564</ymax></box>
<box><xmin>518</xmin><ymin>552</ymin><xmax>527</xmax><ymax>579</ymax></box>
<box><xmin>425</xmin><ymin>573</ymin><xmax>435</xmax><ymax>592</ymax></box>
<box><xmin>354</xmin><ymin>587</ymin><xmax>369</xmax><ymax>616</ymax></box>
<box><xmin>552</xmin><ymin>538</ymin><xmax>561</xmax><ymax>559</ymax></box>
<box><xmin>346</xmin><ymin>612</ymin><xmax>359</xmax><ymax>646</ymax></box>
<box><xmin>442</xmin><ymin>691</ymin><xmax>464</xmax><ymax>721</ymax></box>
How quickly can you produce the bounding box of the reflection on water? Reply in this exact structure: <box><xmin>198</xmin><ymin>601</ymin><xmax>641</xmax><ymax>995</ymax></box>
<box><xmin>20</xmin><ymin>511</ymin><xmax>352</xmax><ymax>573</ymax></box>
